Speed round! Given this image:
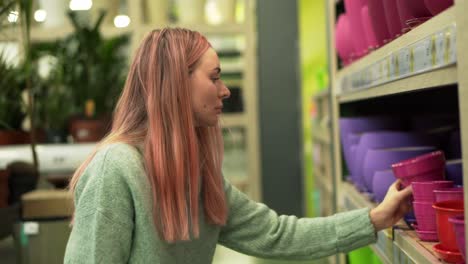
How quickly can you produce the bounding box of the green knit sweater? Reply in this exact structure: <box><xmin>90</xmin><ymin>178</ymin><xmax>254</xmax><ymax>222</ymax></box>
<box><xmin>64</xmin><ymin>143</ymin><xmax>376</xmax><ymax>263</ymax></box>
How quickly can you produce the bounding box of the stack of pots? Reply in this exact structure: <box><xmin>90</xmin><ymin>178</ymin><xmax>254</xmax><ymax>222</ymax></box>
<box><xmin>392</xmin><ymin>151</ymin><xmax>465</xmax><ymax>263</ymax></box>
<box><xmin>335</xmin><ymin>0</ymin><xmax>454</xmax><ymax>67</ymax></box>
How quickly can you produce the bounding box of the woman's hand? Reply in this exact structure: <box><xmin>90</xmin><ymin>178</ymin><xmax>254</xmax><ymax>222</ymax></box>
<box><xmin>369</xmin><ymin>180</ymin><xmax>413</xmax><ymax>232</ymax></box>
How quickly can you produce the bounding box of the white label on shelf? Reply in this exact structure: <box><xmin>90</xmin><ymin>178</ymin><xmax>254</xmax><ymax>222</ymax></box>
<box><xmin>448</xmin><ymin>25</ymin><xmax>457</xmax><ymax>63</ymax></box>
<box><xmin>23</xmin><ymin>222</ymin><xmax>39</xmax><ymax>235</ymax></box>
<box><xmin>434</xmin><ymin>31</ymin><xmax>445</xmax><ymax>67</ymax></box>
<box><xmin>389</xmin><ymin>53</ymin><xmax>398</xmax><ymax>80</ymax></box>
<box><xmin>412</xmin><ymin>38</ymin><xmax>431</xmax><ymax>73</ymax></box>
<box><xmin>398</xmin><ymin>48</ymin><xmax>411</xmax><ymax>76</ymax></box>
<box><xmin>382</xmin><ymin>58</ymin><xmax>389</xmax><ymax>83</ymax></box>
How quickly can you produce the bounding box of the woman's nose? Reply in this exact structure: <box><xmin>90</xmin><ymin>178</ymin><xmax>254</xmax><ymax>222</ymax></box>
<box><xmin>219</xmin><ymin>82</ymin><xmax>231</xmax><ymax>99</ymax></box>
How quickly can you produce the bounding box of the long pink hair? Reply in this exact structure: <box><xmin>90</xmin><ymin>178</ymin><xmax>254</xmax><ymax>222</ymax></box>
<box><xmin>69</xmin><ymin>28</ymin><xmax>228</xmax><ymax>242</ymax></box>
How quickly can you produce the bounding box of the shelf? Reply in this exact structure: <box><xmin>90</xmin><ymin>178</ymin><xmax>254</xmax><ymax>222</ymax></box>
<box><xmin>340</xmin><ymin>182</ymin><xmax>441</xmax><ymax>263</ymax></box>
<box><xmin>313</xmin><ymin>89</ymin><xmax>330</xmax><ymax>101</ymax></box>
<box><xmin>224</xmin><ymin>79</ymin><xmax>243</xmax><ymax>88</ymax></box>
<box><xmin>338</xmin><ymin>65</ymin><xmax>457</xmax><ymax>103</ymax></box>
<box><xmin>313</xmin><ymin>170</ymin><xmax>333</xmax><ymax>196</ymax></box>
<box><xmin>312</xmin><ymin>129</ymin><xmax>331</xmax><ymax>145</ymax></box>
<box><xmin>221</xmin><ymin>113</ymin><xmax>246</xmax><ymax>127</ymax></box>
<box><xmin>138</xmin><ymin>23</ymin><xmax>245</xmax><ymax>37</ymax></box>
<box><xmin>337</xmin><ymin>7</ymin><xmax>457</xmax><ymax>101</ymax></box>
<box><xmin>29</xmin><ymin>25</ymin><xmax>133</xmax><ymax>42</ymax></box>
<box><xmin>27</xmin><ymin>21</ymin><xmax>245</xmax><ymax>43</ymax></box>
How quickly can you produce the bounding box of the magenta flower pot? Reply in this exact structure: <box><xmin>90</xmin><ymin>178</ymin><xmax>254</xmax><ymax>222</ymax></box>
<box><xmin>363</xmin><ymin>146</ymin><xmax>436</xmax><ymax>192</ymax></box>
<box><xmin>344</xmin><ymin>0</ymin><xmax>369</xmax><ymax>58</ymax></box>
<box><xmin>412</xmin><ymin>181</ymin><xmax>454</xmax><ymax>202</ymax></box>
<box><xmin>434</xmin><ymin>187</ymin><xmax>464</xmax><ymax>203</ymax></box>
<box><xmin>383</xmin><ymin>0</ymin><xmax>404</xmax><ymax>39</ymax></box>
<box><xmin>424</xmin><ymin>0</ymin><xmax>454</xmax><ymax>16</ymax></box>
<box><xmin>367</xmin><ymin>0</ymin><xmax>392</xmax><ymax>46</ymax></box>
<box><xmin>413</xmin><ymin>201</ymin><xmax>437</xmax><ymax>231</ymax></box>
<box><xmin>396</xmin><ymin>0</ymin><xmax>432</xmax><ymax>32</ymax></box>
<box><xmin>335</xmin><ymin>14</ymin><xmax>355</xmax><ymax>64</ymax></box>
<box><xmin>392</xmin><ymin>151</ymin><xmax>446</xmax><ymax>187</ymax></box>
<box><xmin>361</xmin><ymin>5</ymin><xmax>379</xmax><ymax>50</ymax></box>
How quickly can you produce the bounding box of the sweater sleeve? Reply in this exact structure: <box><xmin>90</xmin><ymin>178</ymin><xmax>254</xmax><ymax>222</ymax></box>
<box><xmin>218</xmin><ymin>179</ymin><xmax>377</xmax><ymax>260</ymax></box>
<box><xmin>64</xmin><ymin>148</ymin><xmax>135</xmax><ymax>264</ymax></box>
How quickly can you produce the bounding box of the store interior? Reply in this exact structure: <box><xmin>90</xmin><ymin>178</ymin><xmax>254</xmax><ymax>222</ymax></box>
<box><xmin>0</xmin><ymin>0</ymin><xmax>466</xmax><ymax>263</ymax></box>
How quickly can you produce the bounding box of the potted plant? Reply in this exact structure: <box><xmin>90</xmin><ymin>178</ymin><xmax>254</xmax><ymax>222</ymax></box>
<box><xmin>48</xmin><ymin>10</ymin><xmax>129</xmax><ymax>142</ymax></box>
<box><xmin>0</xmin><ymin>54</ymin><xmax>28</xmax><ymax>145</ymax></box>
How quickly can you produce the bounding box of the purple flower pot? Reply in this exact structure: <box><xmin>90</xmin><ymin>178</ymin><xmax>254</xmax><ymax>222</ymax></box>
<box><xmin>354</xmin><ymin>131</ymin><xmax>434</xmax><ymax>192</ymax></box>
<box><xmin>362</xmin><ymin>146</ymin><xmax>436</xmax><ymax>192</ymax></box>
<box><xmin>446</xmin><ymin>131</ymin><xmax>461</xmax><ymax>160</ymax></box>
<box><xmin>339</xmin><ymin>117</ymin><xmax>403</xmax><ymax>181</ymax></box>
<box><xmin>449</xmin><ymin>215</ymin><xmax>466</xmax><ymax>260</ymax></box>
<box><xmin>372</xmin><ymin>170</ymin><xmax>396</xmax><ymax>202</ymax></box>
<box><xmin>446</xmin><ymin>160</ymin><xmax>463</xmax><ymax>186</ymax></box>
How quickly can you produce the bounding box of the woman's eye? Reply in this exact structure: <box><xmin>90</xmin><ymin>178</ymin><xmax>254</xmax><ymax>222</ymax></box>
<box><xmin>211</xmin><ymin>77</ymin><xmax>220</xmax><ymax>83</ymax></box>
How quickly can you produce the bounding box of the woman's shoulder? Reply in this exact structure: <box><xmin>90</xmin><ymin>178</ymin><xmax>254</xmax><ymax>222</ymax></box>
<box><xmin>79</xmin><ymin>142</ymin><xmax>146</xmax><ymax>189</ymax></box>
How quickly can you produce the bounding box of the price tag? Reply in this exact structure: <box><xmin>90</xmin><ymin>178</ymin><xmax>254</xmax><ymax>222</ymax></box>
<box><xmin>412</xmin><ymin>38</ymin><xmax>432</xmax><ymax>73</ymax></box>
<box><xmin>398</xmin><ymin>48</ymin><xmax>411</xmax><ymax>76</ymax></box>
<box><xmin>389</xmin><ymin>53</ymin><xmax>398</xmax><ymax>79</ymax></box>
<box><xmin>382</xmin><ymin>57</ymin><xmax>389</xmax><ymax>82</ymax></box>
<box><xmin>448</xmin><ymin>25</ymin><xmax>457</xmax><ymax>63</ymax></box>
<box><xmin>433</xmin><ymin>32</ymin><xmax>445</xmax><ymax>67</ymax></box>
<box><xmin>23</xmin><ymin>222</ymin><xmax>39</xmax><ymax>235</ymax></box>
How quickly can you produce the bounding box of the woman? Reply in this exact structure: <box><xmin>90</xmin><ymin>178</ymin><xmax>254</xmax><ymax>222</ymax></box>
<box><xmin>64</xmin><ymin>28</ymin><xmax>412</xmax><ymax>263</ymax></box>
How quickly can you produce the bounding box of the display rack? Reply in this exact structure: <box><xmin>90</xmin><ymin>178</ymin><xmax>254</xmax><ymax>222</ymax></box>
<box><xmin>326</xmin><ymin>0</ymin><xmax>468</xmax><ymax>263</ymax></box>
<box><xmin>312</xmin><ymin>89</ymin><xmax>334</xmax><ymax>217</ymax></box>
<box><xmin>0</xmin><ymin>0</ymin><xmax>261</xmax><ymax>201</ymax></box>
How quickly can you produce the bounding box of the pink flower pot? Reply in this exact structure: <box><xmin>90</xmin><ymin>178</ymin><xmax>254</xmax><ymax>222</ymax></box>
<box><xmin>412</xmin><ymin>181</ymin><xmax>454</xmax><ymax>202</ymax></box>
<box><xmin>335</xmin><ymin>14</ymin><xmax>355</xmax><ymax>64</ymax></box>
<box><xmin>344</xmin><ymin>0</ymin><xmax>369</xmax><ymax>58</ymax></box>
<box><xmin>434</xmin><ymin>187</ymin><xmax>464</xmax><ymax>203</ymax></box>
<box><xmin>424</xmin><ymin>0</ymin><xmax>454</xmax><ymax>16</ymax></box>
<box><xmin>392</xmin><ymin>151</ymin><xmax>446</xmax><ymax>187</ymax></box>
<box><xmin>413</xmin><ymin>201</ymin><xmax>437</xmax><ymax>231</ymax></box>
<box><xmin>396</xmin><ymin>0</ymin><xmax>432</xmax><ymax>32</ymax></box>
<box><xmin>383</xmin><ymin>0</ymin><xmax>403</xmax><ymax>39</ymax></box>
<box><xmin>367</xmin><ymin>0</ymin><xmax>392</xmax><ymax>46</ymax></box>
<box><xmin>361</xmin><ymin>5</ymin><xmax>379</xmax><ymax>50</ymax></box>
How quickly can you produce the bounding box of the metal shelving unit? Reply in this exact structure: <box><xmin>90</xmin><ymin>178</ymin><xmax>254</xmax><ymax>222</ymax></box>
<box><xmin>326</xmin><ymin>0</ymin><xmax>468</xmax><ymax>263</ymax></box>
